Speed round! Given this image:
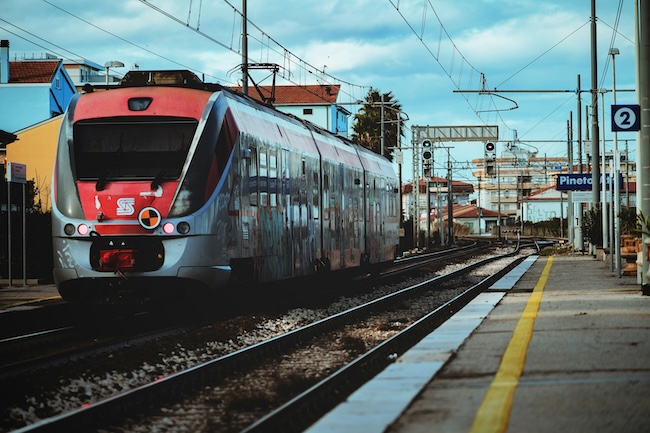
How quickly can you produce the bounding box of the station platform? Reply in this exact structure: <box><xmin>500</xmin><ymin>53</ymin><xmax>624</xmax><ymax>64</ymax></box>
<box><xmin>307</xmin><ymin>255</ymin><xmax>650</xmax><ymax>433</ymax></box>
<box><xmin>0</xmin><ymin>280</ymin><xmax>60</xmax><ymax>312</ymax></box>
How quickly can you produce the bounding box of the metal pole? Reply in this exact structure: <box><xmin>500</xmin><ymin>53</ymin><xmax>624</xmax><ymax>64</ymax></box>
<box><xmin>412</xmin><ymin>131</ymin><xmax>420</xmax><ymax>249</ymax></box>
<box><xmin>568</xmin><ymin>116</ymin><xmax>574</xmax><ymax>253</ymax></box>
<box><xmin>612</xmin><ymin>49</ymin><xmax>622</xmax><ymax>277</ymax></box>
<box><xmin>638</xmin><ymin>0</ymin><xmax>650</xmax><ymax>293</ymax></box>
<box><xmin>476</xmin><ymin>176</ymin><xmax>482</xmax><ymax>236</ymax></box>
<box><xmin>497</xmin><ymin>163</ymin><xmax>501</xmax><ymax>241</ymax></box>
<box><xmin>380</xmin><ymin>96</ymin><xmax>385</xmax><ymax>157</ymax></box>
<box><xmin>590</xmin><ymin>0</ymin><xmax>601</xmax><ymax>215</ymax></box>
<box><xmin>242</xmin><ymin>0</ymin><xmax>248</xmax><ymax>95</ymax></box>
<box><xmin>7</xmin><ymin>181</ymin><xmax>11</xmax><ymax>287</ymax></box>
<box><xmin>397</xmin><ymin>112</ymin><xmax>400</xmax><ymax>241</ymax></box>
<box><xmin>601</xmin><ymin>91</ymin><xmax>609</xmax><ymax>255</ymax></box>
<box><xmin>575</xmin><ymin>75</ymin><xmax>584</xmax><ymax>252</ymax></box>
<box><xmin>447</xmin><ymin>148</ymin><xmax>453</xmax><ymax>243</ymax></box>
<box><xmin>609</xmin><ymin>159</ymin><xmax>615</xmax><ymax>272</ymax></box>
<box><xmin>22</xmin><ymin>183</ymin><xmax>26</xmax><ymax>287</ymax></box>
<box><xmin>426</xmin><ymin>173</ymin><xmax>431</xmax><ymax>248</ymax></box>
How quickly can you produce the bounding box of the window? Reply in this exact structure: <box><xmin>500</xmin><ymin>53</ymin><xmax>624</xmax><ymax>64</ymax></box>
<box><xmin>303</xmin><ymin>108</ymin><xmax>313</xmax><ymax>115</ymax></box>
<box><xmin>73</xmin><ymin>117</ymin><xmax>196</xmax><ymax>183</ymax></box>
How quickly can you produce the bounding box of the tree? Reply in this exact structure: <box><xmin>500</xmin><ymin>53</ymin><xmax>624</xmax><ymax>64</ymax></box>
<box><xmin>351</xmin><ymin>88</ymin><xmax>404</xmax><ymax>161</ymax></box>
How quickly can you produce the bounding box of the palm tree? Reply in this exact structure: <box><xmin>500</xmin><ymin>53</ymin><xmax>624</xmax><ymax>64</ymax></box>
<box><xmin>351</xmin><ymin>88</ymin><xmax>404</xmax><ymax>161</ymax></box>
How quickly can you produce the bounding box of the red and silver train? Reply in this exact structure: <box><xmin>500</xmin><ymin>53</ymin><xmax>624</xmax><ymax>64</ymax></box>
<box><xmin>52</xmin><ymin>70</ymin><xmax>399</xmax><ymax>302</ymax></box>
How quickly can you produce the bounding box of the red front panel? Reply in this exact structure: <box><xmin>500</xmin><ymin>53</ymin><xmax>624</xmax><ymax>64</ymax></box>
<box><xmin>76</xmin><ymin>180</ymin><xmax>179</xmax><ymax>234</ymax></box>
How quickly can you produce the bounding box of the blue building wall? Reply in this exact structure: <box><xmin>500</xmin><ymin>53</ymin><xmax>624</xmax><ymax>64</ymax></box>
<box><xmin>49</xmin><ymin>67</ymin><xmax>76</xmax><ymax>117</ymax></box>
<box><xmin>0</xmin><ymin>85</ymin><xmax>51</xmax><ymax>132</ymax></box>
<box><xmin>0</xmin><ymin>63</ymin><xmax>76</xmax><ymax>133</ymax></box>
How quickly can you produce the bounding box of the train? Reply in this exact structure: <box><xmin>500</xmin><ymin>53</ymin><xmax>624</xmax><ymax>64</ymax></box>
<box><xmin>51</xmin><ymin>70</ymin><xmax>400</xmax><ymax>302</ymax></box>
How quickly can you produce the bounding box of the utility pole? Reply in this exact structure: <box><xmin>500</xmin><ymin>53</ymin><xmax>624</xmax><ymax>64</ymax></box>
<box><xmin>447</xmin><ymin>148</ymin><xmax>453</xmax><ymax>244</ymax></box>
<box><xmin>590</xmin><ymin>0</ymin><xmax>600</xmax><ymax>213</ymax></box>
<box><xmin>241</xmin><ymin>0</ymin><xmax>248</xmax><ymax>95</ymax></box>
<box><xmin>575</xmin><ymin>75</ymin><xmax>584</xmax><ymax>252</ymax></box>
<box><xmin>638</xmin><ymin>0</ymin><xmax>650</xmax><ymax>294</ymax></box>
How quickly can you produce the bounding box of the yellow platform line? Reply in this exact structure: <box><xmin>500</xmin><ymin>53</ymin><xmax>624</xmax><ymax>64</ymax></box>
<box><xmin>469</xmin><ymin>256</ymin><xmax>553</xmax><ymax>433</ymax></box>
<box><xmin>3</xmin><ymin>295</ymin><xmax>61</xmax><ymax>309</ymax></box>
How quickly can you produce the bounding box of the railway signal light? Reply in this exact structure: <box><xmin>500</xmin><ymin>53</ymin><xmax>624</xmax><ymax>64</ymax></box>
<box><xmin>484</xmin><ymin>142</ymin><xmax>496</xmax><ymax>177</ymax></box>
<box><xmin>422</xmin><ymin>139</ymin><xmax>433</xmax><ymax>161</ymax></box>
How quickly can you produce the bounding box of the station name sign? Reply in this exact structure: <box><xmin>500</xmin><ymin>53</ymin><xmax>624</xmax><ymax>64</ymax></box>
<box><xmin>557</xmin><ymin>174</ymin><xmax>592</xmax><ymax>191</ymax></box>
<box><xmin>556</xmin><ymin>173</ymin><xmax>622</xmax><ymax>191</ymax></box>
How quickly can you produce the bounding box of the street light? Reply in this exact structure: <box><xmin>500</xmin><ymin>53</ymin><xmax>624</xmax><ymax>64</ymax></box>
<box><xmin>104</xmin><ymin>60</ymin><xmax>125</xmax><ymax>86</ymax></box>
<box><xmin>609</xmin><ymin>47</ymin><xmax>622</xmax><ymax>277</ymax></box>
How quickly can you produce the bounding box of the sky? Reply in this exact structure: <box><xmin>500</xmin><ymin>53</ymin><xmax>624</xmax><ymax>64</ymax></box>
<box><xmin>0</xmin><ymin>0</ymin><xmax>638</xmax><ymax>184</ymax></box>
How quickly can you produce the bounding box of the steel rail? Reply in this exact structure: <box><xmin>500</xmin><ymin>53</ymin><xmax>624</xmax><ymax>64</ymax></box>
<box><xmin>14</xmin><ymin>243</ymin><xmax>527</xmax><ymax>433</ymax></box>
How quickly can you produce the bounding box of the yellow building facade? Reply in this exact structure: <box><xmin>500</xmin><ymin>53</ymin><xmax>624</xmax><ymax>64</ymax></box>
<box><xmin>6</xmin><ymin>115</ymin><xmax>62</xmax><ymax>211</ymax></box>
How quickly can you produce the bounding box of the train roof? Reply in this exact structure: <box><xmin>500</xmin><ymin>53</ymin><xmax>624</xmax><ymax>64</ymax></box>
<box><xmin>109</xmin><ymin>70</ymin><xmax>395</xmax><ymax>179</ymax></box>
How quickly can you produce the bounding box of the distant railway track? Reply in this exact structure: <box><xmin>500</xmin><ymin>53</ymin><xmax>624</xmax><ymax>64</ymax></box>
<box><xmin>9</xmin><ymin>242</ymin><xmax>536</xmax><ymax>433</ymax></box>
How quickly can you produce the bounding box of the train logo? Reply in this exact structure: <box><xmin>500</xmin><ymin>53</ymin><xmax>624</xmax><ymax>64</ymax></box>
<box><xmin>138</xmin><ymin>207</ymin><xmax>161</xmax><ymax>230</ymax></box>
<box><xmin>116</xmin><ymin>198</ymin><xmax>136</xmax><ymax>216</ymax></box>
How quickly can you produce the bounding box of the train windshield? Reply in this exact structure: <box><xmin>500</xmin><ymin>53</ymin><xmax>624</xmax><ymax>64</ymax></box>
<box><xmin>73</xmin><ymin>117</ymin><xmax>197</xmax><ymax>187</ymax></box>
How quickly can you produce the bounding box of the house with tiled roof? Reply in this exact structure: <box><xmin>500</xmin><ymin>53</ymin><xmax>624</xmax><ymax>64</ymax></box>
<box><xmin>446</xmin><ymin>204</ymin><xmax>506</xmax><ymax>235</ymax></box>
<box><xmin>232</xmin><ymin>84</ymin><xmax>351</xmax><ymax>137</ymax></box>
<box><xmin>401</xmin><ymin>176</ymin><xmax>474</xmax><ymax>223</ymax></box>
<box><xmin>0</xmin><ymin>40</ymin><xmax>76</xmax><ymax>133</ymax></box>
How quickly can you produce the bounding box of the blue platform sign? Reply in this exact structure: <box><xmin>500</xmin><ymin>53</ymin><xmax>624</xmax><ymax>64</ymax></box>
<box><xmin>557</xmin><ymin>174</ymin><xmax>592</xmax><ymax>191</ymax></box>
<box><xmin>557</xmin><ymin>173</ymin><xmax>623</xmax><ymax>191</ymax></box>
<box><xmin>612</xmin><ymin>104</ymin><xmax>640</xmax><ymax>132</ymax></box>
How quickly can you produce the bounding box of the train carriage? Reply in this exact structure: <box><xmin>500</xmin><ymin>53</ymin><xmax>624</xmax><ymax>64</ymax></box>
<box><xmin>52</xmin><ymin>70</ymin><xmax>398</xmax><ymax>302</ymax></box>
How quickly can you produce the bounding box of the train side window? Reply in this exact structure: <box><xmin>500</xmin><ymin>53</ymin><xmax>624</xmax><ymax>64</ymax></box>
<box><xmin>260</xmin><ymin>148</ymin><xmax>268</xmax><ymax>207</ymax></box>
<box><xmin>269</xmin><ymin>151</ymin><xmax>277</xmax><ymax>208</ymax></box>
<box><xmin>250</xmin><ymin>146</ymin><xmax>258</xmax><ymax>206</ymax></box>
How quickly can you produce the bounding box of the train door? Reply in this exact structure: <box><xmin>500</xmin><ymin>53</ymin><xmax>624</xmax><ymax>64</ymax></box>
<box><xmin>282</xmin><ymin>149</ymin><xmax>293</xmax><ymax>278</ymax></box>
<box><xmin>310</xmin><ymin>158</ymin><xmax>321</xmax><ymax>272</ymax></box>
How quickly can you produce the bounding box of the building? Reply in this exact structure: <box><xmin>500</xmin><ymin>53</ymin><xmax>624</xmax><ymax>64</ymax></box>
<box><xmin>232</xmin><ymin>84</ymin><xmax>351</xmax><ymax>136</ymax></box>
<box><xmin>0</xmin><ymin>40</ymin><xmax>76</xmax><ymax>133</ymax></box>
<box><xmin>473</xmin><ymin>143</ymin><xmax>637</xmax><ymax>232</ymax></box>
<box><xmin>448</xmin><ymin>204</ymin><xmax>506</xmax><ymax>235</ymax></box>
<box><xmin>401</xmin><ymin>176</ymin><xmax>474</xmax><ymax>223</ymax></box>
<box><xmin>473</xmin><ymin>143</ymin><xmax>568</xmax><ymax>224</ymax></box>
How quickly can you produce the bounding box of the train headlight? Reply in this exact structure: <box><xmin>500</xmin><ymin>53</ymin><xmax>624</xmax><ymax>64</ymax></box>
<box><xmin>77</xmin><ymin>224</ymin><xmax>89</xmax><ymax>235</ymax></box>
<box><xmin>162</xmin><ymin>222</ymin><xmax>175</xmax><ymax>234</ymax></box>
<box><xmin>177</xmin><ymin>221</ymin><xmax>191</xmax><ymax>235</ymax></box>
<box><xmin>64</xmin><ymin>224</ymin><xmax>75</xmax><ymax>236</ymax></box>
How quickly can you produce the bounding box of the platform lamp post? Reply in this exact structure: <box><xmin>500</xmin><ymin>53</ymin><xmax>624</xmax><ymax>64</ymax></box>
<box><xmin>610</xmin><ymin>47</ymin><xmax>622</xmax><ymax>277</ymax></box>
<box><xmin>104</xmin><ymin>60</ymin><xmax>125</xmax><ymax>86</ymax></box>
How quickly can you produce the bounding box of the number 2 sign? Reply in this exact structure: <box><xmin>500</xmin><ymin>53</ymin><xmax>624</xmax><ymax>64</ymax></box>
<box><xmin>612</xmin><ymin>104</ymin><xmax>640</xmax><ymax>132</ymax></box>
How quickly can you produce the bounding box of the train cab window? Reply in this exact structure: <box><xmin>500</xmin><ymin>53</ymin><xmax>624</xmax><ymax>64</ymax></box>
<box><xmin>73</xmin><ymin>117</ymin><xmax>196</xmax><ymax>186</ymax></box>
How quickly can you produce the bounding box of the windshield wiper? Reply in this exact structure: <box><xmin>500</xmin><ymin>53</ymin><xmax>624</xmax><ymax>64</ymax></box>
<box><xmin>150</xmin><ymin>167</ymin><xmax>167</xmax><ymax>190</ymax></box>
<box><xmin>96</xmin><ymin>138</ymin><xmax>123</xmax><ymax>191</ymax></box>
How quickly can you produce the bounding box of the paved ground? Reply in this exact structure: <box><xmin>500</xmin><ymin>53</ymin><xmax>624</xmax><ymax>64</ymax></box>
<box><xmin>309</xmin><ymin>255</ymin><xmax>650</xmax><ymax>433</ymax></box>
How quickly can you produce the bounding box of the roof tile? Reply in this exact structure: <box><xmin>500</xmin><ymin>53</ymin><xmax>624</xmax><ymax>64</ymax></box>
<box><xmin>9</xmin><ymin>61</ymin><xmax>59</xmax><ymax>83</ymax></box>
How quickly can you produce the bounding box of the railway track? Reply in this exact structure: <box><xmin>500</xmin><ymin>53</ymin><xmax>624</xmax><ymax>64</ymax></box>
<box><xmin>0</xmin><ymin>240</ymin><xmax>490</xmax><ymax>377</ymax></box>
<box><xmin>8</xmin><ymin>242</ymin><xmax>536</xmax><ymax>433</ymax></box>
